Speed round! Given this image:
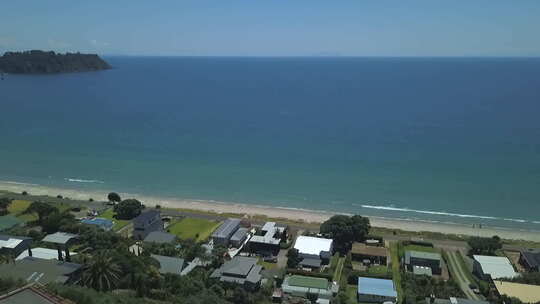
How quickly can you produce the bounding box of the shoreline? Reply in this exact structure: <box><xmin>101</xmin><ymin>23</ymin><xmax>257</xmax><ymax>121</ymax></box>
<box><xmin>1</xmin><ymin>180</ymin><xmax>540</xmax><ymax>242</ymax></box>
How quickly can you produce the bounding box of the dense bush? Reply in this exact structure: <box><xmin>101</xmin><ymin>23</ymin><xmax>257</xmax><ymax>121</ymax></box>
<box><xmin>467</xmin><ymin>236</ymin><xmax>502</xmax><ymax>256</ymax></box>
<box><xmin>402</xmin><ymin>273</ymin><xmax>463</xmax><ymax>304</ymax></box>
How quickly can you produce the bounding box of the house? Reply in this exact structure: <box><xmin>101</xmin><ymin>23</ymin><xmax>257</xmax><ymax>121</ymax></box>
<box><xmin>493</xmin><ymin>280</ymin><xmax>540</xmax><ymax>304</ymax></box>
<box><xmin>281</xmin><ymin>275</ymin><xmax>335</xmax><ymax>301</ymax></box>
<box><xmin>425</xmin><ymin>297</ymin><xmax>490</xmax><ymax>304</ymax></box>
<box><xmin>473</xmin><ymin>255</ymin><xmax>517</xmax><ymax>280</ymax></box>
<box><xmin>151</xmin><ymin>254</ymin><xmax>185</xmax><ymax>275</ymax></box>
<box><xmin>351</xmin><ymin>243</ymin><xmax>388</xmax><ymax>265</ymax></box>
<box><xmin>0</xmin><ymin>256</ymin><xmax>82</xmax><ymax>285</ymax></box>
<box><xmin>42</xmin><ymin>232</ymin><xmax>79</xmax><ymax>262</ymax></box>
<box><xmin>357</xmin><ymin>277</ymin><xmax>397</xmax><ymax>303</ymax></box>
<box><xmin>230</xmin><ymin>228</ymin><xmax>249</xmax><ymax>248</ymax></box>
<box><xmin>80</xmin><ymin>217</ymin><xmax>114</xmax><ymax>231</ymax></box>
<box><xmin>211</xmin><ymin>218</ymin><xmax>241</xmax><ymax>246</ymax></box>
<box><xmin>294</xmin><ymin>236</ymin><xmax>333</xmax><ymax>265</ymax></box>
<box><xmin>210</xmin><ymin>256</ymin><xmax>262</xmax><ymax>289</ymax></box>
<box><xmin>0</xmin><ymin>284</ymin><xmax>75</xmax><ymax>304</ymax></box>
<box><xmin>0</xmin><ymin>234</ymin><xmax>33</xmax><ymax>257</ymax></box>
<box><xmin>519</xmin><ymin>249</ymin><xmax>540</xmax><ymax>272</ymax></box>
<box><xmin>144</xmin><ymin>231</ymin><xmax>176</xmax><ymax>244</ymax></box>
<box><xmin>247</xmin><ymin>222</ymin><xmax>285</xmax><ymax>255</ymax></box>
<box><xmin>299</xmin><ymin>258</ymin><xmax>323</xmax><ymax>270</ymax></box>
<box><xmin>404</xmin><ymin>251</ymin><xmax>442</xmax><ymax>275</ymax></box>
<box><xmin>133</xmin><ymin>210</ymin><xmax>163</xmax><ymax>240</ymax></box>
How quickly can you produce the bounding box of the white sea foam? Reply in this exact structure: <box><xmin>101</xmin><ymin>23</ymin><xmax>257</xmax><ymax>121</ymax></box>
<box><xmin>2</xmin><ymin>181</ymin><xmax>39</xmax><ymax>186</ymax></box>
<box><xmin>65</xmin><ymin>178</ymin><xmax>104</xmax><ymax>184</ymax></box>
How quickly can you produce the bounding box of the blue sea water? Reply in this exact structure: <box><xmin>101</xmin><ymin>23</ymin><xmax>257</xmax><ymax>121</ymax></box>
<box><xmin>1</xmin><ymin>57</ymin><xmax>540</xmax><ymax>230</ymax></box>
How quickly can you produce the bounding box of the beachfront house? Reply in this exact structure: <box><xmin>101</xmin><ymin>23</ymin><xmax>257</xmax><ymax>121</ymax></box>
<box><xmin>294</xmin><ymin>235</ymin><xmax>333</xmax><ymax>266</ymax></box>
<box><xmin>144</xmin><ymin>231</ymin><xmax>177</xmax><ymax>244</ymax></box>
<box><xmin>230</xmin><ymin>227</ymin><xmax>249</xmax><ymax>248</ymax></box>
<box><xmin>473</xmin><ymin>255</ymin><xmax>517</xmax><ymax>281</ymax></box>
<box><xmin>351</xmin><ymin>242</ymin><xmax>388</xmax><ymax>266</ymax></box>
<box><xmin>281</xmin><ymin>275</ymin><xmax>336</xmax><ymax>303</ymax></box>
<box><xmin>519</xmin><ymin>249</ymin><xmax>540</xmax><ymax>272</ymax></box>
<box><xmin>211</xmin><ymin>218</ymin><xmax>241</xmax><ymax>246</ymax></box>
<box><xmin>0</xmin><ymin>256</ymin><xmax>82</xmax><ymax>285</ymax></box>
<box><xmin>247</xmin><ymin>222</ymin><xmax>286</xmax><ymax>255</ymax></box>
<box><xmin>357</xmin><ymin>277</ymin><xmax>397</xmax><ymax>303</ymax></box>
<box><xmin>151</xmin><ymin>254</ymin><xmax>185</xmax><ymax>275</ymax></box>
<box><xmin>0</xmin><ymin>234</ymin><xmax>33</xmax><ymax>257</ymax></box>
<box><xmin>133</xmin><ymin>210</ymin><xmax>164</xmax><ymax>240</ymax></box>
<box><xmin>210</xmin><ymin>256</ymin><xmax>262</xmax><ymax>290</ymax></box>
<box><xmin>42</xmin><ymin>232</ymin><xmax>79</xmax><ymax>262</ymax></box>
<box><xmin>404</xmin><ymin>251</ymin><xmax>442</xmax><ymax>275</ymax></box>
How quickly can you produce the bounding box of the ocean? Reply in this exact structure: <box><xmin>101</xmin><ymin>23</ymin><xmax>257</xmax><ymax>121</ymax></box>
<box><xmin>1</xmin><ymin>57</ymin><xmax>540</xmax><ymax>230</ymax></box>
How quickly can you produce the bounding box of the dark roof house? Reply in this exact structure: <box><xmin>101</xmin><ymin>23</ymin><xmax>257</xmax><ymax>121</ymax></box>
<box><xmin>210</xmin><ymin>256</ymin><xmax>262</xmax><ymax>289</ymax></box>
<box><xmin>133</xmin><ymin>210</ymin><xmax>163</xmax><ymax>240</ymax></box>
<box><xmin>151</xmin><ymin>254</ymin><xmax>185</xmax><ymax>275</ymax></box>
<box><xmin>520</xmin><ymin>249</ymin><xmax>540</xmax><ymax>272</ymax></box>
<box><xmin>42</xmin><ymin>232</ymin><xmax>79</xmax><ymax>262</ymax></box>
<box><xmin>0</xmin><ymin>257</ymin><xmax>82</xmax><ymax>285</ymax></box>
<box><xmin>211</xmin><ymin>218</ymin><xmax>241</xmax><ymax>246</ymax></box>
<box><xmin>404</xmin><ymin>251</ymin><xmax>442</xmax><ymax>275</ymax></box>
<box><xmin>144</xmin><ymin>231</ymin><xmax>176</xmax><ymax>244</ymax></box>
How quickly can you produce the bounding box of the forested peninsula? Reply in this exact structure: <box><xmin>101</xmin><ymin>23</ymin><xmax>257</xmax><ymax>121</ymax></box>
<box><xmin>0</xmin><ymin>50</ymin><xmax>111</xmax><ymax>74</ymax></box>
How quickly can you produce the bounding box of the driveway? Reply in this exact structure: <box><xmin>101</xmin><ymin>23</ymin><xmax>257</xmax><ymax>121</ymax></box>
<box><xmin>445</xmin><ymin>251</ymin><xmax>483</xmax><ymax>300</ymax></box>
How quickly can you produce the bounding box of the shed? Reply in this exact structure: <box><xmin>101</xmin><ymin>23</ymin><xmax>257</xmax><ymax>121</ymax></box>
<box><xmin>357</xmin><ymin>277</ymin><xmax>397</xmax><ymax>303</ymax></box>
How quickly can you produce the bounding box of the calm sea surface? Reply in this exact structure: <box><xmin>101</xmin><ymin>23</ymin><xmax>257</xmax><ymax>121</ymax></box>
<box><xmin>1</xmin><ymin>57</ymin><xmax>540</xmax><ymax>229</ymax></box>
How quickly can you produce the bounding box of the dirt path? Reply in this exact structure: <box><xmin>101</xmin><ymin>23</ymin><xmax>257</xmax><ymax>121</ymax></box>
<box><xmin>445</xmin><ymin>251</ymin><xmax>481</xmax><ymax>300</ymax></box>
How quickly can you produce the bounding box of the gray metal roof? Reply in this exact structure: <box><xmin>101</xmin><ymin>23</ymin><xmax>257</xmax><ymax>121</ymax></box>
<box><xmin>521</xmin><ymin>249</ymin><xmax>540</xmax><ymax>268</ymax></box>
<box><xmin>300</xmin><ymin>258</ymin><xmax>322</xmax><ymax>268</ymax></box>
<box><xmin>144</xmin><ymin>232</ymin><xmax>176</xmax><ymax>244</ymax></box>
<box><xmin>212</xmin><ymin>218</ymin><xmax>241</xmax><ymax>239</ymax></box>
<box><xmin>230</xmin><ymin>228</ymin><xmax>248</xmax><ymax>242</ymax></box>
<box><xmin>41</xmin><ymin>232</ymin><xmax>78</xmax><ymax>245</ymax></box>
<box><xmin>0</xmin><ymin>287</ymin><xmax>57</xmax><ymax>304</ymax></box>
<box><xmin>405</xmin><ymin>250</ymin><xmax>441</xmax><ymax>264</ymax></box>
<box><xmin>210</xmin><ymin>256</ymin><xmax>262</xmax><ymax>285</ymax></box>
<box><xmin>133</xmin><ymin>210</ymin><xmax>160</xmax><ymax>226</ymax></box>
<box><xmin>0</xmin><ymin>257</ymin><xmax>81</xmax><ymax>285</ymax></box>
<box><xmin>151</xmin><ymin>254</ymin><xmax>185</xmax><ymax>275</ymax></box>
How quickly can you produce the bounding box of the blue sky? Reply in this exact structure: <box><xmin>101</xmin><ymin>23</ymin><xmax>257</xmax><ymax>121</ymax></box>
<box><xmin>1</xmin><ymin>1</ymin><xmax>539</xmax><ymax>56</ymax></box>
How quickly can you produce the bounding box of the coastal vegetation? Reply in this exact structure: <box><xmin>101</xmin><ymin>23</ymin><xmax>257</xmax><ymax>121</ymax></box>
<box><xmin>467</xmin><ymin>236</ymin><xmax>502</xmax><ymax>256</ymax></box>
<box><xmin>320</xmin><ymin>214</ymin><xmax>370</xmax><ymax>253</ymax></box>
<box><xmin>0</xmin><ymin>50</ymin><xmax>111</xmax><ymax>74</ymax></box>
<box><xmin>114</xmin><ymin>199</ymin><xmax>144</xmax><ymax>220</ymax></box>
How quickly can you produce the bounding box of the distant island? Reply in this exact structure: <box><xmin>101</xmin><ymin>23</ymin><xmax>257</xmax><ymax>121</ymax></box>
<box><xmin>0</xmin><ymin>50</ymin><xmax>111</xmax><ymax>74</ymax></box>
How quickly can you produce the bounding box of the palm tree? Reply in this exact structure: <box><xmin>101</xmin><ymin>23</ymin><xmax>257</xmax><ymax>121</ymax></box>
<box><xmin>81</xmin><ymin>250</ymin><xmax>122</xmax><ymax>292</ymax></box>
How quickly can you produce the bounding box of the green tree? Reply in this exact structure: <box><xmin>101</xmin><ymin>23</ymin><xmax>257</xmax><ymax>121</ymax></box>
<box><xmin>81</xmin><ymin>250</ymin><xmax>122</xmax><ymax>291</ymax></box>
<box><xmin>320</xmin><ymin>214</ymin><xmax>370</xmax><ymax>253</ymax></box>
<box><xmin>286</xmin><ymin>248</ymin><xmax>301</xmax><ymax>269</ymax></box>
<box><xmin>114</xmin><ymin>199</ymin><xmax>143</xmax><ymax>220</ymax></box>
<box><xmin>468</xmin><ymin>236</ymin><xmax>502</xmax><ymax>255</ymax></box>
<box><xmin>307</xmin><ymin>292</ymin><xmax>318</xmax><ymax>304</ymax></box>
<box><xmin>24</xmin><ymin>201</ymin><xmax>58</xmax><ymax>223</ymax></box>
<box><xmin>107</xmin><ymin>192</ymin><xmax>121</xmax><ymax>204</ymax></box>
<box><xmin>0</xmin><ymin>198</ymin><xmax>10</xmax><ymax>216</ymax></box>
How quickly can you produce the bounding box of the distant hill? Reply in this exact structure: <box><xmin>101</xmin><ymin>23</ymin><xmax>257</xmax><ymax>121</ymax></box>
<box><xmin>0</xmin><ymin>50</ymin><xmax>111</xmax><ymax>74</ymax></box>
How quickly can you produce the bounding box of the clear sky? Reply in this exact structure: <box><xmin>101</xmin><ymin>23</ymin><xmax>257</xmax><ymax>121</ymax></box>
<box><xmin>1</xmin><ymin>1</ymin><xmax>539</xmax><ymax>56</ymax></box>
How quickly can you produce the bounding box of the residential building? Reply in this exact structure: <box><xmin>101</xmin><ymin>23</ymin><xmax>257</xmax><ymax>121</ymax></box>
<box><xmin>210</xmin><ymin>256</ymin><xmax>262</xmax><ymax>289</ymax></box>
<box><xmin>404</xmin><ymin>251</ymin><xmax>442</xmax><ymax>275</ymax></box>
<box><xmin>357</xmin><ymin>277</ymin><xmax>397</xmax><ymax>303</ymax></box>
<box><xmin>299</xmin><ymin>258</ymin><xmax>322</xmax><ymax>270</ymax></box>
<box><xmin>425</xmin><ymin>297</ymin><xmax>490</xmax><ymax>304</ymax></box>
<box><xmin>247</xmin><ymin>222</ymin><xmax>286</xmax><ymax>255</ymax></box>
<box><xmin>0</xmin><ymin>284</ymin><xmax>74</xmax><ymax>304</ymax></box>
<box><xmin>151</xmin><ymin>254</ymin><xmax>185</xmax><ymax>275</ymax></box>
<box><xmin>293</xmin><ymin>236</ymin><xmax>333</xmax><ymax>264</ymax></box>
<box><xmin>211</xmin><ymin>218</ymin><xmax>241</xmax><ymax>246</ymax></box>
<box><xmin>16</xmin><ymin>247</ymin><xmax>77</xmax><ymax>261</ymax></box>
<box><xmin>144</xmin><ymin>231</ymin><xmax>177</xmax><ymax>244</ymax></box>
<box><xmin>133</xmin><ymin>210</ymin><xmax>163</xmax><ymax>240</ymax></box>
<box><xmin>493</xmin><ymin>280</ymin><xmax>540</xmax><ymax>304</ymax></box>
<box><xmin>519</xmin><ymin>249</ymin><xmax>540</xmax><ymax>272</ymax></box>
<box><xmin>42</xmin><ymin>232</ymin><xmax>79</xmax><ymax>262</ymax></box>
<box><xmin>281</xmin><ymin>275</ymin><xmax>335</xmax><ymax>301</ymax></box>
<box><xmin>230</xmin><ymin>227</ymin><xmax>249</xmax><ymax>248</ymax></box>
<box><xmin>0</xmin><ymin>234</ymin><xmax>32</xmax><ymax>257</ymax></box>
<box><xmin>0</xmin><ymin>256</ymin><xmax>82</xmax><ymax>285</ymax></box>
<box><xmin>473</xmin><ymin>255</ymin><xmax>517</xmax><ymax>280</ymax></box>
<box><xmin>351</xmin><ymin>242</ymin><xmax>388</xmax><ymax>265</ymax></box>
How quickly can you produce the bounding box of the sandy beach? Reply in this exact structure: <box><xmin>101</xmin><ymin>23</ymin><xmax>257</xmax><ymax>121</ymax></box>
<box><xmin>2</xmin><ymin>180</ymin><xmax>540</xmax><ymax>242</ymax></box>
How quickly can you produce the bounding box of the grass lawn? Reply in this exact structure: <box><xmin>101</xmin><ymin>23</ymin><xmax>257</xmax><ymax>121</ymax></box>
<box><xmin>258</xmin><ymin>259</ymin><xmax>278</xmax><ymax>270</ymax></box>
<box><xmin>346</xmin><ymin>285</ymin><xmax>359</xmax><ymax>304</ymax></box>
<box><xmin>167</xmin><ymin>217</ymin><xmax>221</xmax><ymax>242</ymax></box>
<box><xmin>333</xmin><ymin>256</ymin><xmax>345</xmax><ymax>282</ymax></box>
<box><xmin>8</xmin><ymin>200</ymin><xmax>37</xmax><ymax>222</ymax></box>
<box><xmin>367</xmin><ymin>265</ymin><xmax>390</xmax><ymax>276</ymax></box>
<box><xmin>403</xmin><ymin>244</ymin><xmax>438</xmax><ymax>254</ymax></box>
<box><xmin>100</xmin><ymin>208</ymin><xmax>130</xmax><ymax>231</ymax></box>
<box><xmin>390</xmin><ymin>242</ymin><xmax>404</xmax><ymax>303</ymax></box>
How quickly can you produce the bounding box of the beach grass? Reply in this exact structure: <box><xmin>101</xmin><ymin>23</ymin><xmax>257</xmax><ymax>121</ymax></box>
<box><xmin>390</xmin><ymin>242</ymin><xmax>404</xmax><ymax>303</ymax></box>
<box><xmin>403</xmin><ymin>244</ymin><xmax>439</xmax><ymax>253</ymax></box>
<box><xmin>167</xmin><ymin>217</ymin><xmax>221</xmax><ymax>242</ymax></box>
<box><xmin>333</xmin><ymin>256</ymin><xmax>345</xmax><ymax>282</ymax></box>
<box><xmin>7</xmin><ymin>200</ymin><xmax>37</xmax><ymax>222</ymax></box>
<box><xmin>100</xmin><ymin>208</ymin><xmax>130</xmax><ymax>231</ymax></box>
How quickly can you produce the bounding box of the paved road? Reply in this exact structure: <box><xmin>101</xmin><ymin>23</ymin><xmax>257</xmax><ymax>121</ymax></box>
<box><xmin>445</xmin><ymin>251</ymin><xmax>482</xmax><ymax>300</ymax></box>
